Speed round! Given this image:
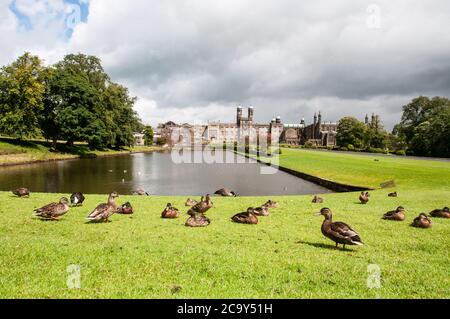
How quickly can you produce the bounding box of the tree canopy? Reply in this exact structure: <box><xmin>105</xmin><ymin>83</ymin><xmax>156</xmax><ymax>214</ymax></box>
<box><xmin>394</xmin><ymin>96</ymin><xmax>450</xmax><ymax>157</ymax></box>
<box><xmin>0</xmin><ymin>53</ymin><xmax>45</xmax><ymax>139</ymax></box>
<box><xmin>1</xmin><ymin>52</ymin><xmax>144</xmax><ymax>149</ymax></box>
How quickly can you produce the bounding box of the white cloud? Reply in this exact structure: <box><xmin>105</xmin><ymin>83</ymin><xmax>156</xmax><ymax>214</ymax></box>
<box><xmin>1</xmin><ymin>0</ymin><xmax>450</xmax><ymax>129</ymax></box>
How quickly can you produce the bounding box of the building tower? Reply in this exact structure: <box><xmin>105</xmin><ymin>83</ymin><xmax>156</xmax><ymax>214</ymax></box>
<box><xmin>365</xmin><ymin>114</ymin><xmax>369</xmax><ymax>125</ymax></box>
<box><xmin>237</xmin><ymin>106</ymin><xmax>243</xmax><ymax>126</ymax></box>
<box><xmin>248</xmin><ymin>106</ymin><xmax>254</xmax><ymax>123</ymax></box>
<box><xmin>313</xmin><ymin>113</ymin><xmax>317</xmax><ymax>139</ymax></box>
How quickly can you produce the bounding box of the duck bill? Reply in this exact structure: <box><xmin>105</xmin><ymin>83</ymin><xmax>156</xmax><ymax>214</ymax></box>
<box><xmin>314</xmin><ymin>212</ymin><xmax>322</xmax><ymax>216</ymax></box>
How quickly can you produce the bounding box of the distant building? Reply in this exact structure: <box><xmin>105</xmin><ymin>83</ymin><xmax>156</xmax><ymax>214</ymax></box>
<box><xmin>156</xmin><ymin>107</ymin><xmax>340</xmax><ymax>147</ymax></box>
<box><xmin>133</xmin><ymin>133</ymin><xmax>145</xmax><ymax>146</ymax></box>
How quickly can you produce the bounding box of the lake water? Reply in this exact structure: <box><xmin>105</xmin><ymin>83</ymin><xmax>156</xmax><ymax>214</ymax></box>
<box><xmin>0</xmin><ymin>151</ymin><xmax>331</xmax><ymax>196</ymax></box>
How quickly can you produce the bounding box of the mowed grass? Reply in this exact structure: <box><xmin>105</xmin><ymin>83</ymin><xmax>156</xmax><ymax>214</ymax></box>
<box><xmin>0</xmin><ymin>150</ymin><xmax>449</xmax><ymax>299</ymax></box>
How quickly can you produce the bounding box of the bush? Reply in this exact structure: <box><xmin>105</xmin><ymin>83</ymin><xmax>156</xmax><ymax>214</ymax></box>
<box><xmin>347</xmin><ymin>144</ymin><xmax>355</xmax><ymax>151</ymax></box>
<box><xmin>368</xmin><ymin>147</ymin><xmax>386</xmax><ymax>154</ymax></box>
<box><xmin>395</xmin><ymin>150</ymin><xmax>407</xmax><ymax>156</ymax></box>
<box><xmin>340</xmin><ymin>147</ymin><xmax>348</xmax><ymax>151</ymax></box>
<box><xmin>304</xmin><ymin>141</ymin><xmax>317</xmax><ymax>149</ymax></box>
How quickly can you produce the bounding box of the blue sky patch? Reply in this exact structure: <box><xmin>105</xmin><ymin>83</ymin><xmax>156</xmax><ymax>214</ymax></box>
<box><xmin>9</xmin><ymin>0</ymin><xmax>89</xmax><ymax>38</ymax></box>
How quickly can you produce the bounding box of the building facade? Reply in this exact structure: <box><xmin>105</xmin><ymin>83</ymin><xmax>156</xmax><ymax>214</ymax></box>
<box><xmin>156</xmin><ymin>107</ymin><xmax>338</xmax><ymax>147</ymax></box>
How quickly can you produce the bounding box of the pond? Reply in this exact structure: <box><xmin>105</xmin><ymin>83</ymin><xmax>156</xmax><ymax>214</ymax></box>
<box><xmin>0</xmin><ymin>151</ymin><xmax>332</xmax><ymax>196</ymax></box>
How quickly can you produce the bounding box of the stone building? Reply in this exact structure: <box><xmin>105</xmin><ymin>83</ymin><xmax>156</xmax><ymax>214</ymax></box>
<box><xmin>155</xmin><ymin>107</ymin><xmax>339</xmax><ymax>147</ymax></box>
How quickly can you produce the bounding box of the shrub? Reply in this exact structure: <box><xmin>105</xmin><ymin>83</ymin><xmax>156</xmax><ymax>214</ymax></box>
<box><xmin>395</xmin><ymin>150</ymin><xmax>407</xmax><ymax>156</ymax></box>
<box><xmin>340</xmin><ymin>147</ymin><xmax>348</xmax><ymax>151</ymax></box>
<box><xmin>304</xmin><ymin>141</ymin><xmax>317</xmax><ymax>149</ymax></box>
<box><xmin>347</xmin><ymin>144</ymin><xmax>355</xmax><ymax>151</ymax></box>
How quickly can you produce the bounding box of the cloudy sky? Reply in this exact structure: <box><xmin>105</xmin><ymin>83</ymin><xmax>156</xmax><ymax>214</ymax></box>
<box><xmin>1</xmin><ymin>0</ymin><xmax>450</xmax><ymax>129</ymax></box>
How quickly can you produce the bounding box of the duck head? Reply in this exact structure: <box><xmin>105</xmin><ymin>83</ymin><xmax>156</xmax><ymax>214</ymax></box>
<box><xmin>166</xmin><ymin>203</ymin><xmax>173</xmax><ymax>208</ymax></box>
<box><xmin>60</xmin><ymin>197</ymin><xmax>70</xmax><ymax>205</ymax></box>
<box><xmin>109</xmin><ymin>192</ymin><xmax>119</xmax><ymax>201</ymax></box>
<box><xmin>231</xmin><ymin>191</ymin><xmax>238</xmax><ymax>197</ymax></box>
<box><xmin>443</xmin><ymin>207</ymin><xmax>450</xmax><ymax>213</ymax></box>
<box><xmin>317</xmin><ymin>208</ymin><xmax>332</xmax><ymax>220</ymax></box>
<box><xmin>247</xmin><ymin>207</ymin><xmax>256</xmax><ymax>215</ymax></box>
<box><xmin>397</xmin><ymin>206</ymin><xmax>405</xmax><ymax>212</ymax></box>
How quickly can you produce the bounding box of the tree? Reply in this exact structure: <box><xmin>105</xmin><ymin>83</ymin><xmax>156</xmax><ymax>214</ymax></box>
<box><xmin>0</xmin><ymin>53</ymin><xmax>45</xmax><ymax>139</ymax></box>
<box><xmin>41</xmin><ymin>64</ymin><xmax>107</xmax><ymax>148</ymax></box>
<box><xmin>395</xmin><ymin>96</ymin><xmax>450</xmax><ymax>157</ymax></box>
<box><xmin>103</xmin><ymin>83</ymin><xmax>140</xmax><ymax>148</ymax></box>
<box><xmin>336</xmin><ymin>117</ymin><xmax>367</xmax><ymax>149</ymax></box>
<box><xmin>143</xmin><ymin>125</ymin><xmax>154</xmax><ymax>146</ymax></box>
<box><xmin>365</xmin><ymin>115</ymin><xmax>389</xmax><ymax>149</ymax></box>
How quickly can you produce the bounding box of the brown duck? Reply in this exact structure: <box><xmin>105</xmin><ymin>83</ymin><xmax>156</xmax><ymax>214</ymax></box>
<box><xmin>13</xmin><ymin>188</ymin><xmax>30</xmax><ymax>198</ymax></box>
<box><xmin>383</xmin><ymin>206</ymin><xmax>406</xmax><ymax>221</ymax></box>
<box><xmin>359</xmin><ymin>192</ymin><xmax>370</xmax><ymax>204</ymax></box>
<box><xmin>388</xmin><ymin>192</ymin><xmax>398</xmax><ymax>198</ymax></box>
<box><xmin>318</xmin><ymin>208</ymin><xmax>364</xmax><ymax>249</ymax></box>
<box><xmin>34</xmin><ymin>197</ymin><xmax>70</xmax><ymax>221</ymax></box>
<box><xmin>161</xmin><ymin>203</ymin><xmax>180</xmax><ymax>219</ymax></box>
<box><xmin>312</xmin><ymin>196</ymin><xmax>324</xmax><ymax>204</ymax></box>
<box><xmin>429</xmin><ymin>207</ymin><xmax>450</xmax><ymax>219</ymax></box>
<box><xmin>232</xmin><ymin>208</ymin><xmax>259</xmax><ymax>225</ymax></box>
<box><xmin>188</xmin><ymin>194</ymin><xmax>214</xmax><ymax>216</ymax></box>
<box><xmin>185</xmin><ymin>213</ymin><xmax>211</xmax><ymax>227</ymax></box>
<box><xmin>86</xmin><ymin>192</ymin><xmax>119</xmax><ymax>223</ymax></box>
<box><xmin>185</xmin><ymin>198</ymin><xmax>199</xmax><ymax>207</ymax></box>
<box><xmin>412</xmin><ymin>213</ymin><xmax>433</xmax><ymax>229</ymax></box>
<box><xmin>253</xmin><ymin>205</ymin><xmax>270</xmax><ymax>217</ymax></box>
<box><xmin>117</xmin><ymin>202</ymin><xmax>133</xmax><ymax>215</ymax></box>
<box><xmin>263</xmin><ymin>200</ymin><xmax>279</xmax><ymax>209</ymax></box>
<box><xmin>214</xmin><ymin>188</ymin><xmax>238</xmax><ymax>197</ymax></box>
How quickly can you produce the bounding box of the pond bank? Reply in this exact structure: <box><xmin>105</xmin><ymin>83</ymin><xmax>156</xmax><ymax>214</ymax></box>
<box><xmin>235</xmin><ymin>151</ymin><xmax>374</xmax><ymax>192</ymax></box>
<box><xmin>0</xmin><ymin>138</ymin><xmax>166</xmax><ymax>167</ymax></box>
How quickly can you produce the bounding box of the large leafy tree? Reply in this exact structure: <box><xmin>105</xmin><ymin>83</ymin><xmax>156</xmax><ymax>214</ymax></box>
<box><xmin>336</xmin><ymin>117</ymin><xmax>367</xmax><ymax>148</ymax></box>
<box><xmin>394</xmin><ymin>96</ymin><xmax>450</xmax><ymax>157</ymax></box>
<box><xmin>41</xmin><ymin>64</ymin><xmax>107</xmax><ymax>148</ymax></box>
<box><xmin>0</xmin><ymin>53</ymin><xmax>45</xmax><ymax>139</ymax></box>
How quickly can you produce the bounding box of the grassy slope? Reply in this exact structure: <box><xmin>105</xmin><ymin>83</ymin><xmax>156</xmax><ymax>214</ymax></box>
<box><xmin>0</xmin><ymin>138</ymin><xmax>163</xmax><ymax>166</ymax></box>
<box><xmin>0</xmin><ymin>149</ymin><xmax>449</xmax><ymax>299</ymax></box>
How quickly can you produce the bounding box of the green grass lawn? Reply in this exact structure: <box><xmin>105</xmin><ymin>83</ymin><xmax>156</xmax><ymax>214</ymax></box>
<box><xmin>0</xmin><ymin>137</ymin><xmax>163</xmax><ymax>166</ymax></box>
<box><xmin>0</xmin><ymin>149</ymin><xmax>449</xmax><ymax>299</ymax></box>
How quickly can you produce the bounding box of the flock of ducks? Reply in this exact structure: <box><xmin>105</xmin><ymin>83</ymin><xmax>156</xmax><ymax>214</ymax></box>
<box><xmin>11</xmin><ymin>187</ymin><xmax>449</xmax><ymax>250</ymax></box>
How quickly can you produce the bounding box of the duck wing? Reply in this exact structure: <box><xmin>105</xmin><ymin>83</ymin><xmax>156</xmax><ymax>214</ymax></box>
<box><xmin>331</xmin><ymin>222</ymin><xmax>362</xmax><ymax>243</ymax></box>
<box><xmin>87</xmin><ymin>203</ymin><xmax>110</xmax><ymax>220</ymax></box>
<box><xmin>35</xmin><ymin>202</ymin><xmax>59</xmax><ymax>217</ymax></box>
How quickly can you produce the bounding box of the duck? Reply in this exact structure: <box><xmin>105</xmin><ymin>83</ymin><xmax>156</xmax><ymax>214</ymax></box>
<box><xmin>34</xmin><ymin>197</ymin><xmax>70</xmax><ymax>221</ymax></box>
<box><xmin>318</xmin><ymin>208</ymin><xmax>364</xmax><ymax>250</ymax></box>
<box><xmin>185</xmin><ymin>213</ymin><xmax>211</xmax><ymax>227</ymax></box>
<box><xmin>263</xmin><ymin>200</ymin><xmax>279</xmax><ymax>209</ymax></box>
<box><xmin>253</xmin><ymin>205</ymin><xmax>270</xmax><ymax>217</ymax></box>
<box><xmin>214</xmin><ymin>188</ymin><xmax>238</xmax><ymax>197</ymax></box>
<box><xmin>70</xmin><ymin>192</ymin><xmax>85</xmax><ymax>207</ymax></box>
<box><xmin>412</xmin><ymin>213</ymin><xmax>433</xmax><ymax>228</ymax></box>
<box><xmin>383</xmin><ymin>206</ymin><xmax>406</xmax><ymax>221</ymax></box>
<box><xmin>117</xmin><ymin>202</ymin><xmax>133</xmax><ymax>215</ymax></box>
<box><xmin>188</xmin><ymin>195</ymin><xmax>214</xmax><ymax>216</ymax></box>
<box><xmin>13</xmin><ymin>187</ymin><xmax>30</xmax><ymax>198</ymax></box>
<box><xmin>86</xmin><ymin>192</ymin><xmax>119</xmax><ymax>223</ymax></box>
<box><xmin>429</xmin><ymin>207</ymin><xmax>450</xmax><ymax>219</ymax></box>
<box><xmin>185</xmin><ymin>198</ymin><xmax>199</xmax><ymax>207</ymax></box>
<box><xmin>312</xmin><ymin>196</ymin><xmax>324</xmax><ymax>204</ymax></box>
<box><xmin>132</xmin><ymin>188</ymin><xmax>149</xmax><ymax>196</ymax></box>
<box><xmin>388</xmin><ymin>192</ymin><xmax>398</xmax><ymax>198</ymax></box>
<box><xmin>161</xmin><ymin>203</ymin><xmax>180</xmax><ymax>219</ymax></box>
<box><xmin>232</xmin><ymin>208</ymin><xmax>259</xmax><ymax>225</ymax></box>
<box><xmin>359</xmin><ymin>192</ymin><xmax>370</xmax><ymax>204</ymax></box>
